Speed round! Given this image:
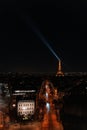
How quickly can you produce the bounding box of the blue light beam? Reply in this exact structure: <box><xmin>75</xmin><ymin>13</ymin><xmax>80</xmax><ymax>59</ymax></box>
<box><xmin>18</xmin><ymin>11</ymin><xmax>60</xmax><ymax>61</ymax></box>
<box><xmin>32</xmin><ymin>26</ymin><xmax>60</xmax><ymax>61</ymax></box>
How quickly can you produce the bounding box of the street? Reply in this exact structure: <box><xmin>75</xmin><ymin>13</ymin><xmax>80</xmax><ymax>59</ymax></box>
<box><xmin>7</xmin><ymin>109</ymin><xmax>63</xmax><ymax>130</ymax></box>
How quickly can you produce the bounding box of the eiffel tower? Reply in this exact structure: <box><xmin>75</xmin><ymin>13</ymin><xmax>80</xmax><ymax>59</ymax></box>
<box><xmin>56</xmin><ymin>60</ymin><xmax>64</xmax><ymax>76</ymax></box>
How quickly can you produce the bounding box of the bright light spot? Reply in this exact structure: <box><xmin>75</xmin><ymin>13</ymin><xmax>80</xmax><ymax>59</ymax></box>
<box><xmin>45</xmin><ymin>85</ymin><xmax>48</xmax><ymax>89</ymax></box>
<box><xmin>46</xmin><ymin>92</ymin><xmax>48</xmax><ymax>99</ymax></box>
<box><xmin>22</xmin><ymin>106</ymin><xmax>26</xmax><ymax>110</ymax></box>
<box><xmin>12</xmin><ymin>104</ymin><xmax>16</xmax><ymax>107</ymax></box>
<box><xmin>46</xmin><ymin>102</ymin><xmax>50</xmax><ymax>113</ymax></box>
<box><xmin>0</xmin><ymin>125</ymin><xmax>3</xmax><ymax>128</ymax></box>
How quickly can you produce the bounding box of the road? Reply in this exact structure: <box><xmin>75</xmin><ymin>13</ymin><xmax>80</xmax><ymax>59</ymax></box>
<box><xmin>6</xmin><ymin>108</ymin><xmax>63</xmax><ymax>130</ymax></box>
<box><xmin>41</xmin><ymin>108</ymin><xmax>63</xmax><ymax>130</ymax></box>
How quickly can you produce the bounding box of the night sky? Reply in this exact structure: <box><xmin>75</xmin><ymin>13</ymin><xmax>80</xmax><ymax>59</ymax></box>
<box><xmin>0</xmin><ymin>0</ymin><xmax>87</xmax><ymax>73</ymax></box>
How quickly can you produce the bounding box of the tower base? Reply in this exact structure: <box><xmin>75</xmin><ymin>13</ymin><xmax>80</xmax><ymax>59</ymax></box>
<box><xmin>56</xmin><ymin>71</ymin><xmax>64</xmax><ymax>77</ymax></box>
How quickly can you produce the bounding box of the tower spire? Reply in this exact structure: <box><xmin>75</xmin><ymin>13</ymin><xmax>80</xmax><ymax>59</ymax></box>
<box><xmin>56</xmin><ymin>60</ymin><xmax>64</xmax><ymax>76</ymax></box>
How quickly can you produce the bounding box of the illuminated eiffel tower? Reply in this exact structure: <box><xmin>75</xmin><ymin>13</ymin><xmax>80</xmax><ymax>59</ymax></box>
<box><xmin>56</xmin><ymin>60</ymin><xmax>64</xmax><ymax>76</ymax></box>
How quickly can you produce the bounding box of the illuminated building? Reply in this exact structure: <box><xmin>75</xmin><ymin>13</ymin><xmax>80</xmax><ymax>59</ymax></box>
<box><xmin>39</xmin><ymin>80</ymin><xmax>55</xmax><ymax>113</ymax></box>
<box><xmin>17</xmin><ymin>100</ymin><xmax>35</xmax><ymax>120</ymax></box>
<box><xmin>9</xmin><ymin>86</ymin><xmax>37</xmax><ymax>121</ymax></box>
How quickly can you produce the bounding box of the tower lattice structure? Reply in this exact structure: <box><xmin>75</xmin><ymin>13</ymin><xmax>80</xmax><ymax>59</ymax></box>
<box><xmin>56</xmin><ymin>60</ymin><xmax>64</xmax><ymax>76</ymax></box>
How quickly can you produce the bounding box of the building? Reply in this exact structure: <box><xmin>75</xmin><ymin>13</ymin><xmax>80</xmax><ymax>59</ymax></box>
<box><xmin>9</xmin><ymin>84</ymin><xmax>37</xmax><ymax>122</ymax></box>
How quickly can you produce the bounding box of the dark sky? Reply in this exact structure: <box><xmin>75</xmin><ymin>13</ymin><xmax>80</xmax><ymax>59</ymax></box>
<box><xmin>0</xmin><ymin>0</ymin><xmax>87</xmax><ymax>73</ymax></box>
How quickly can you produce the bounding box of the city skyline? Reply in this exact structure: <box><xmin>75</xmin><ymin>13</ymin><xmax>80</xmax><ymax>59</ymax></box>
<box><xmin>0</xmin><ymin>0</ymin><xmax>87</xmax><ymax>73</ymax></box>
